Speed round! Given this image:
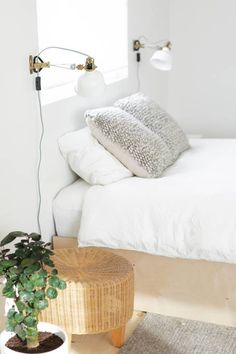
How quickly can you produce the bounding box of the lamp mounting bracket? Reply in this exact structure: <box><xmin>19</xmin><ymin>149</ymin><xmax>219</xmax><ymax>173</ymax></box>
<box><xmin>133</xmin><ymin>40</ymin><xmax>144</xmax><ymax>51</ymax></box>
<box><xmin>29</xmin><ymin>55</ymin><xmax>50</xmax><ymax>74</ymax></box>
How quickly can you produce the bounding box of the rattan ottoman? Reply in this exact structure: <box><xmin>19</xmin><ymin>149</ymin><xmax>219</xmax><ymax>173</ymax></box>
<box><xmin>40</xmin><ymin>247</ymin><xmax>134</xmax><ymax>349</ymax></box>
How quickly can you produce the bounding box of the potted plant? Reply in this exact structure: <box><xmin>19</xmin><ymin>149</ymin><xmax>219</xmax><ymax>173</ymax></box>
<box><xmin>0</xmin><ymin>231</ymin><xmax>68</xmax><ymax>354</ymax></box>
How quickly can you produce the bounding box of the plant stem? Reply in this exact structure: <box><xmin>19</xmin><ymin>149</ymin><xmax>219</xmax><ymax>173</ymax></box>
<box><xmin>27</xmin><ymin>334</ymin><xmax>39</xmax><ymax>349</ymax></box>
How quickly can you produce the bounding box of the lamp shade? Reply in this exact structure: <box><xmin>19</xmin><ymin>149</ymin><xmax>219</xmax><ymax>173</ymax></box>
<box><xmin>75</xmin><ymin>70</ymin><xmax>106</xmax><ymax>97</ymax></box>
<box><xmin>150</xmin><ymin>47</ymin><xmax>172</xmax><ymax>71</ymax></box>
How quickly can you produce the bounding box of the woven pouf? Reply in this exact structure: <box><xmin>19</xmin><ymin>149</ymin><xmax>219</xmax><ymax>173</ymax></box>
<box><xmin>40</xmin><ymin>247</ymin><xmax>134</xmax><ymax>348</ymax></box>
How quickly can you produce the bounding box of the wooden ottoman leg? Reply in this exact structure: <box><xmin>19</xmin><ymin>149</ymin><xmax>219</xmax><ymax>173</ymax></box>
<box><xmin>111</xmin><ymin>326</ymin><xmax>126</xmax><ymax>348</ymax></box>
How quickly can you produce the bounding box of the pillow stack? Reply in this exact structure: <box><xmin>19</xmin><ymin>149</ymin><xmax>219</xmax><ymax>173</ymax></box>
<box><xmin>59</xmin><ymin>92</ymin><xmax>190</xmax><ymax>184</ymax></box>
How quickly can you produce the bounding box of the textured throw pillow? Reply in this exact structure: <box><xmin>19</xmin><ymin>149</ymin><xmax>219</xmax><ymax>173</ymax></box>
<box><xmin>58</xmin><ymin>127</ymin><xmax>132</xmax><ymax>185</ymax></box>
<box><xmin>115</xmin><ymin>92</ymin><xmax>190</xmax><ymax>161</ymax></box>
<box><xmin>85</xmin><ymin>107</ymin><xmax>172</xmax><ymax>178</ymax></box>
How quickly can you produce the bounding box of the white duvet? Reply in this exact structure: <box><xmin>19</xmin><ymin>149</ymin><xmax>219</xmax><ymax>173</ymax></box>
<box><xmin>78</xmin><ymin>139</ymin><xmax>236</xmax><ymax>264</ymax></box>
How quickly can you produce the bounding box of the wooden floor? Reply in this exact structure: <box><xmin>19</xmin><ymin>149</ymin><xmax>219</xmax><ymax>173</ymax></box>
<box><xmin>70</xmin><ymin>312</ymin><xmax>144</xmax><ymax>354</ymax></box>
<box><xmin>0</xmin><ymin>286</ymin><xmax>143</xmax><ymax>354</ymax></box>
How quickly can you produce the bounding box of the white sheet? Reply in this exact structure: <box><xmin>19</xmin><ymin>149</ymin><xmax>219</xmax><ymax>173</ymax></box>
<box><xmin>53</xmin><ymin>179</ymin><xmax>90</xmax><ymax>237</ymax></box>
<box><xmin>78</xmin><ymin>139</ymin><xmax>236</xmax><ymax>264</ymax></box>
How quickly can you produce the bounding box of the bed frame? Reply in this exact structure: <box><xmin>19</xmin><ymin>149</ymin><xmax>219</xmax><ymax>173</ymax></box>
<box><xmin>53</xmin><ymin>236</ymin><xmax>236</xmax><ymax>327</ymax></box>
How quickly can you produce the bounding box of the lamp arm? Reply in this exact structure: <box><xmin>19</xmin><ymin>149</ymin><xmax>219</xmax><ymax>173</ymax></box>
<box><xmin>144</xmin><ymin>41</ymin><xmax>171</xmax><ymax>50</ymax></box>
<box><xmin>144</xmin><ymin>43</ymin><xmax>163</xmax><ymax>50</ymax></box>
<box><xmin>133</xmin><ymin>37</ymin><xmax>172</xmax><ymax>51</ymax></box>
<box><xmin>37</xmin><ymin>46</ymin><xmax>91</xmax><ymax>58</ymax></box>
<box><xmin>50</xmin><ymin>63</ymin><xmax>77</xmax><ymax>70</ymax></box>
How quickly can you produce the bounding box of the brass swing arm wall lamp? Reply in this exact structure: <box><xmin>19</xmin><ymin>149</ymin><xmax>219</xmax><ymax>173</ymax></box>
<box><xmin>30</xmin><ymin>45</ymin><xmax>106</xmax><ymax>235</ymax></box>
<box><xmin>29</xmin><ymin>46</ymin><xmax>105</xmax><ymax>96</ymax></box>
<box><xmin>29</xmin><ymin>55</ymin><xmax>97</xmax><ymax>74</ymax></box>
<box><xmin>133</xmin><ymin>38</ymin><xmax>172</xmax><ymax>71</ymax></box>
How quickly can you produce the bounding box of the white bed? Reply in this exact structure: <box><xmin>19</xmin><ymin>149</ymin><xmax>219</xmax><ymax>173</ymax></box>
<box><xmin>53</xmin><ymin>138</ymin><xmax>236</xmax><ymax>264</ymax></box>
<box><xmin>53</xmin><ymin>138</ymin><xmax>236</xmax><ymax>326</ymax></box>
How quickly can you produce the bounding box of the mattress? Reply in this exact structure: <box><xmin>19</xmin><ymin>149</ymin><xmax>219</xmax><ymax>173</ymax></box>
<box><xmin>78</xmin><ymin>139</ymin><xmax>236</xmax><ymax>264</ymax></box>
<box><xmin>53</xmin><ymin>179</ymin><xmax>90</xmax><ymax>237</ymax></box>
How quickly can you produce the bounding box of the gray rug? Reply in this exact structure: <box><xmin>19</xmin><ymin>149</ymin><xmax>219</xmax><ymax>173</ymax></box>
<box><xmin>119</xmin><ymin>313</ymin><xmax>236</xmax><ymax>354</ymax></box>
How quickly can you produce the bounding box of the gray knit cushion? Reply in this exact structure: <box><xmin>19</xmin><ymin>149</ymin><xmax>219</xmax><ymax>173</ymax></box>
<box><xmin>85</xmin><ymin>107</ymin><xmax>172</xmax><ymax>178</ymax></box>
<box><xmin>115</xmin><ymin>92</ymin><xmax>190</xmax><ymax>161</ymax></box>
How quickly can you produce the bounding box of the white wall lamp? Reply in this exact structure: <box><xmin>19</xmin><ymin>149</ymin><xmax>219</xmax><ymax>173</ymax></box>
<box><xmin>133</xmin><ymin>38</ymin><xmax>172</xmax><ymax>71</ymax></box>
<box><xmin>29</xmin><ymin>46</ymin><xmax>105</xmax><ymax>235</ymax></box>
<box><xmin>29</xmin><ymin>46</ymin><xmax>106</xmax><ymax>96</ymax></box>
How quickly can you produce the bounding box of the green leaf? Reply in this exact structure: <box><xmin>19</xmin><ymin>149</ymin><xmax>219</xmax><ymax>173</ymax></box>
<box><xmin>16</xmin><ymin>300</ymin><xmax>25</xmax><ymax>312</ymax></box>
<box><xmin>23</xmin><ymin>281</ymin><xmax>34</xmax><ymax>292</ymax></box>
<box><xmin>24</xmin><ymin>316</ymin><xmax>37</xmax><ymax>327</ymax></box>
<box><xmin>38</xmin><ymin>270</ymin><xmax>47</xmax><ymax>277</ymax></box>
<box><xmin>30</xmin><ymin>309</ymin><xmax>39</xmax><ymax>317</ymax></box>
<box><xmin>26</xmin><ymin>327</ymin><xmax>38</xmax><ymax>337</ymax></box>
<box><xmin>19</xmin><ymin>274</ymin><xmax>28</xmax><ymax>284</ymax></box>
<box><xmin>51</xmin><ymin>269</ymin><xmax>58</xmax><ymax>275</ymax></box>
<box><xmin>21</xmin><ymin>258</ymin><xmax>35</xmax><ymax>267</ymax></box>
<box><xmin>30</xmin><ymin>273</ymin><xmax>40</xmax><ymax>282</ymax></box>
<box><xmin>7</xmin><ymin>308</ymin><xmax>17</xmax><ymax>319</ymax></box>
<box><xmin>16</xmin><ymin>328</ymin><xmax>27</xmax><ymax>341</ymax></box>
<box><xmin>15</xmin><ymin>248</ymin><xmax>27</xmax><ymax>257</ymax></box>
<box><xmin>19</xmin><ymin>291</ymin><xmax>34</xmax><ymax>302</ymax></box>
<box><xmin>57</xmin><ymin>279</ymin><xmax>67</xmax><ymax>290</ymax></box>
<box><xmin>34</xmin><ymin>277</ymin><xmax>46</xmax><ymax>287</ymax></box>
<box><xmin>1</xmin><ymin>232</ymin><xmax>27</xmax><ymax>246</ymax></box>
<box><xmin>48</xmin><ymin>276</ymin><xmax>60</xmax><ymax>288</ymax></box>
<box><xmin>29</xmin><ymin>233</ymin><xmax>41</xmax><ymax>241</ymax></box>
<box><xmin>15</xmin><ymin>313</ymin><xmax>24</xmax><ymax>324</ymax></box>
<box><xmin>2</xmin><ymin>285</ymin><xmax>15</xmax><ymax>298</ymax></box>
<box><xmin>34</xmin><ymin>290</ymin><xmax>45</xmax><ymax>299</ymax></box>
<box><xmin>0</xmin><ymin>259</ymin><xmax>17</xmax><ymax>269</ymax></box>
<box><xmin>0</xmin><ymin>234</ymin><xmax>16</xmax><ymax>246</ymax></box>
<box><xmin>6</xmin><ymin>318</ymin><xmax>17</xmax><ymax>331</ymax></box>
<box><xmin>8</xmin><ymin>274</ymin><xmax>18</xmax><ymax>282</ymax></box>
<box><xmin>34</xmin><ymin>299</ymin><xmax>48</xmax><ymax>310</ymax></box>
<box><xmin>46</xmin><ymin>287</ymin><xmax>58</xmax><ymax>299</ymax></box>
<box><xmin>24</xmin><ymin>263</ymin><xmax>40</xmax><ymax>275</ymax></box>
<box><xmin>14</xmin><ymin>242</ymin><xmax>25</xmax><ymax>249</ymax></box>
<box><xmin>9</xmin><ymin>267</ymin><xmax>20</xmax><ymax>275</ymax></box>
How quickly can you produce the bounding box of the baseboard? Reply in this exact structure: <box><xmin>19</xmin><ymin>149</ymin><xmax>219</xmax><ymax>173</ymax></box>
<box><xmin>53</xmin><ymin>235</ymin><xmax>77</xmax><ymax>249</ymax></box>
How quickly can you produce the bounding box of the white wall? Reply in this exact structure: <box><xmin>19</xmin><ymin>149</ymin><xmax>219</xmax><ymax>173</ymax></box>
<box><xmin>2</xmin><ymin>0</ymin><xmax>236</xmax><ymax>242</ymax></box>
<box><xmin>168</xmin><ymin>0</ymin><xmax>236</xmax><ymax>137</ymax></box>
<box><xmin>0</xmin><ymin>0</ymin><xmax>170</xmax><ymax>241</ymax></box>
<box><xmin>0</xmin><ymin>0</ymin><xmax>39</xmax><ymax>239</ymax></box>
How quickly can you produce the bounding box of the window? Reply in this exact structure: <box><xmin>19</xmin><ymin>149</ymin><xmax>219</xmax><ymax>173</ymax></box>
<box><xmin>36</xmin><ymin>0</ymin><xmax>128</xmax><ymax>103</ymax></box>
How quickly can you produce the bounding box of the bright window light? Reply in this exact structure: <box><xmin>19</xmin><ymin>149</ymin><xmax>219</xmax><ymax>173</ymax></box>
<box><xmin>36</xmin><ymin>0</ymin><xmax>128</xmax><ymax>102</ymax></box>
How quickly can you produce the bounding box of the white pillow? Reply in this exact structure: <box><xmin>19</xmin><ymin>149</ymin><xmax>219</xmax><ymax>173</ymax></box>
<box><xmin>58</xmin><ymin>127</ymin><xmax>132</xmax><ymax>185</ymax></box>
